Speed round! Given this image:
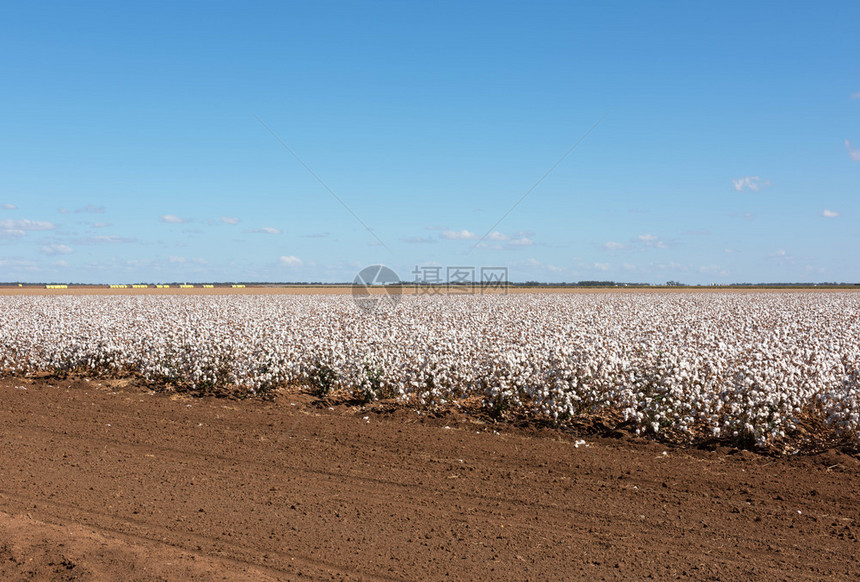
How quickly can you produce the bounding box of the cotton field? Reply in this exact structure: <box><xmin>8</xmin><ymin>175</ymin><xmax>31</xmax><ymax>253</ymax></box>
<box><xmin>2</xmin><ymin>292</ymin><xmax>859</xmax><ymax>449</ymax></box>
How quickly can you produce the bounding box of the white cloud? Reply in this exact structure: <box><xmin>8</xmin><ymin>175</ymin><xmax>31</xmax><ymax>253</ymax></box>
<box><xmin>732</xmin><ymin>176</ymin><xmax>770</xmax><ymax>192</ymax></box>
<box><xmin>248</xmin><ymin>226</ymin><xmax>282</xmax><ymax>234</ymax></box>
<box><xmin>440</xmin><ymin>229</ymin><xmax>478</xmax><ymax>240</ymax></box>
<box><xmin>76</xmin><ymin>204</ymin><xmax>104</xmax><ymax>214</ymax></box>
<box><xmin>637</xmin><ymin>233</ymin><xmax>668</xmax><ymax>249</ymax></box>
<box><xmin>402</xmin><ymin>236</ymin><xmax>436</xmax><ymax>244</ymax></box>
<box><xmin>655</xmin><ymin>261</ymin><xmax>688</xmax><ymax>272</ymax></box>
<box><xmin>425</xmin><ymin>225</ymin><xmax>449</xmax><ymax>231</ymax></box>
<box><xmin>221</xmin><ymin>216</ymin><xmax>239</xmax><ymax>225</ymax></box>
<box><xmin>78</xmin><ymin>235</ymin><xmax>136</xmax><ymax>244</ymax></box>
<box><xmin>486</xmin><ymin>231</ymin><xmax>510</xmax><ymax>241</ymax></box>
<box><xmin>822</xmin><ymin>209</ymin><xmax>839</xmax><ymax>218</ymax></box>
<box><xmin>0</xmin><ymin>218</ymin><xmax>56</xmax><ymax>231</ymax></box>
<box><xmin>0</xmin><ymin>229</ymin><xmax>25</xmax><ymax>239</ymax></box>
<box><xmin>602</xmin><ymin>241</ymin><xmax>625</xmax><ymax>251</ymax></box>
<box><xmin>159</xmin><ymin>214</ymin><xmax>188</xmax><ymax>224</ymax></box>
<box><xmin>0</xmin><ymin>258</ymin><xmax>37</xmax><ymax>270</ymax></box>
<box><xmin>698</xmin><ymin>265</ymin><xmax>729</xmax><ymax>276</ymax></box>
<box><xmin>53</xmin><ymin>260</ymin><xmax>68</xmax><ymax>268</ymax></box>
<box><xmin>515</xmin><ymin>258</ymin><xmax>564</xmax><ymax>274</ymax></box>
<box><xmin>508</xmin><ymin>237</ymin><xmax>533</xmax><ymax>247</ymax></box>
<box><xmin>730</xmin><ymin>212</ymin><xmax>755</xmax><ymax>221</ymax></box>
<box><xmin>279</xmin><ymin>255</ymin><xmax>303</xmax><ymax>267</ymax></box>
<box><xmin>58</xmin><ymin>207</ymin><xmax>69</xmax><ymax>214</ymax></box>
<box><xmin>844</xmin><ymin>139</ymin><xmax>860</xmax><ymax>162</ymax></box>
<box><xmin>852</xmin><ymin>92</ymin><xmax>860</xmax><ymax>99</ymax></box>
<box><xmin>2</xmin><ymin>203</ymin><xmax>17</xmax><ymax>210</ymax></box>
<box><xmin>770</xmin><ymin>249</ymin><xmax>794</xmax><ymax>264</ymax></box>
<box><xmin>1</xmin><ymin>218</ymin><xmax>56</xmax><ymax>238</ymax></box>
<box><xmin>92</xmin><ymin>222</ymin><xmax>110</xmax><ymax>228</ymax></box>
<box><xmin>167</xmin><ymin>256</ymin><xmax>207</xmax><ymax>265</ymax></box>
<box><xmin>40</xmin><ymin>244</ymin><xmax>74</xmax><ymax>255</ymax></box>
<box><xmin>593</xmin><ymin>262</ymin><xmax>610</xmax><ymax>271</ymax></box>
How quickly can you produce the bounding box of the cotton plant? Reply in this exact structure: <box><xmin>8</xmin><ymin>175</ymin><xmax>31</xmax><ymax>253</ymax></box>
<box><xmin>1</xmin><ymin>292</ymin><xmax>859</xmax><ymax>448</ymax></box>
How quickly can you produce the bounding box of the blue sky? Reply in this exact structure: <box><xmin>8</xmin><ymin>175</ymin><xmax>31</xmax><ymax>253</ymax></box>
<box><xmin>1</xmin><ymin>1</ymin><xmax>858</xmax><ymax>284</ymax></box>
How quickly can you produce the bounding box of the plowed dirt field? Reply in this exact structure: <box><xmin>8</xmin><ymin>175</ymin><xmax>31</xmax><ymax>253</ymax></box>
<box><xmin>1</xmin><ymin>378</ymin><xmax>858</xmax><ymax>580</ymax></box>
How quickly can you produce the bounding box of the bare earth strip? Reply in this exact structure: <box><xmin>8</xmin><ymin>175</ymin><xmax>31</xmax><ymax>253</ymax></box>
<box><xmin>2</xmin><ymin>285</ymin><xmax>860</xmax><ymax>296</ymax></box>
<box><xmin>0</xmin><ymin>378</ymin><xmax>857</xmax><ymax>580</ymax></box>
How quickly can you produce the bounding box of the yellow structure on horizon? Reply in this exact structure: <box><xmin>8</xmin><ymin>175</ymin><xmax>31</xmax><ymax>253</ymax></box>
<box><xmin>45</xmin><ymin>284</ymin><xmax>68</xmax><ymax>289</ymax></box>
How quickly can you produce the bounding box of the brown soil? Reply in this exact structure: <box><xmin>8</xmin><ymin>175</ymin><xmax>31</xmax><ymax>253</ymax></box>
<box><xmin>2</xmin><ymin>285</ymin><xmax>859</xmax><ymax>296</ymax></box>
<box><xmin>1</xmin><ymin>377</ymin><xmax>858</xmax><ymax>581</ymax></box>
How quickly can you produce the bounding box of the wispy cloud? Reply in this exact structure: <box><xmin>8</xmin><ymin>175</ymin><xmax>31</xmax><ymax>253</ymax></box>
<box><xmin>166</xmin><ymin>256</ymin><xmax>207</xmax><ymax>265</ymax></box>
<box><xmin>1</xmin><ymin>219</ymin><xmax>56</xmax><ymax>238</ymax></box>
<box><xmin>247</xmin><ymin>227</ymin><xmax>282</xmax><ymax>234</ymax></box>
<box><xmin>40</xmin><ymin>244</ymin><xmax>74</xmax><ymax>255</ymax></box>
<box><xmin>638</xmin><ymin>233</ymin><xmax>668</xmax><ymax>248</ymax></box>
<box><xmin>655</xmin><ymin>261</ymin><xmax>688</xmax><ymax>272</ymax></box>
<box><xmin>279</xmin><ymin>255</ymin><xmax>303</xmax><ymax>266</ymax></box>
<box><xmin>76</xmin><ymin>204</ymin><xmax>104</xmax><ymax>214</ymax></box>
<box><xmin>844</xmin><ymin>139</ymin><xmax>860</xmax><ymax>162</ymax></box>
<box><xmin>0</xmin><ymin>218</ymin><xmax>56</xmax><ymax>231</ymax></box>
<box><xmin>698</xmin><ymin>265</ymin><xmax>728</xmax><ymax>276</ymax></box>
<box><xmin>770</xmin><ymin>249</ymin><xmax>794</xmax><ymax>264</ymax></box>
<box><xmin>160</xmin><ymin>214</ymin><xmax>188</xmax><ymax>224</ymax></box>
<box><xmin>53</xmin><ymin>259</ymin><xmax>68</xmax><ymax>268</ymax></box>
<box><xmin>603</xmin><ymin>234</ymin><xmax>668</xmax><ymax>252</ymax></box>
<box><xmin>77</xmin><ymin>235</ymin><xmax>137</xmax><ymax>244</ymax></box>
<box><xmin>822</xmin><ymin>209</ymin><xmax>839</xmax><ymax>218</ymax></box>
<box><xmin>0</xmin><ymin>258</ymin><xmax>37</xmax><ymax>269</ymax></box>
<box><xmin>513</xmin><ymin>258</ymin><xmax>565</xmax><ymax>275</ymax></box>
<box><xmin>852</xmin><ymin>92</ymin><xmax>860</xmax><ymax>99</ymax></box>
<box><xmin>508</xmin><ymin>236</ymin><xmax>533</xmax><ymax>247</ymax></box>
<box><xmin>301</xmin><ymin>232</ymin><xmax>329</xmax><ymax>238</ymax></box>
<box><xmin>593</xmin><ymin>262</ymin><xmax>610</xmax><ymax>271</ymax></box>
<box><xmin>92</xmin><ymin>222</ymin><xmax>110</xmax><ymax>228</ymax></box>
<box><xmin>473</xmin><ymin>229</ymin><xmax>537</xmax><ymax>251</ymax></box>
<box><xmin>732</xmin><ymin>176</ymin><xmax>770</xmax><ymax>192</ymax></box>
<box><xmin>401</xmin><ymin>236</ymin><xmax>436</xmax><ymax>244</ymax></box>
<box><xmin>221</xmin><ymin>216</ymin><xmax>239</xmax><ymax>225</ymax></box>
<box><xmin>2</xmin><ymin>203</ymin><xmax>17</xmax><ymax>210</ymax></box>
<box><xmin>59</xmin><ymin>205</ymin><xmax>104</xmax><ymax>214</ymax></box>
<box><xmin>441</xmin><ymin>229</ymin><xmax>478</xmax><ymax>240</ymax></box>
